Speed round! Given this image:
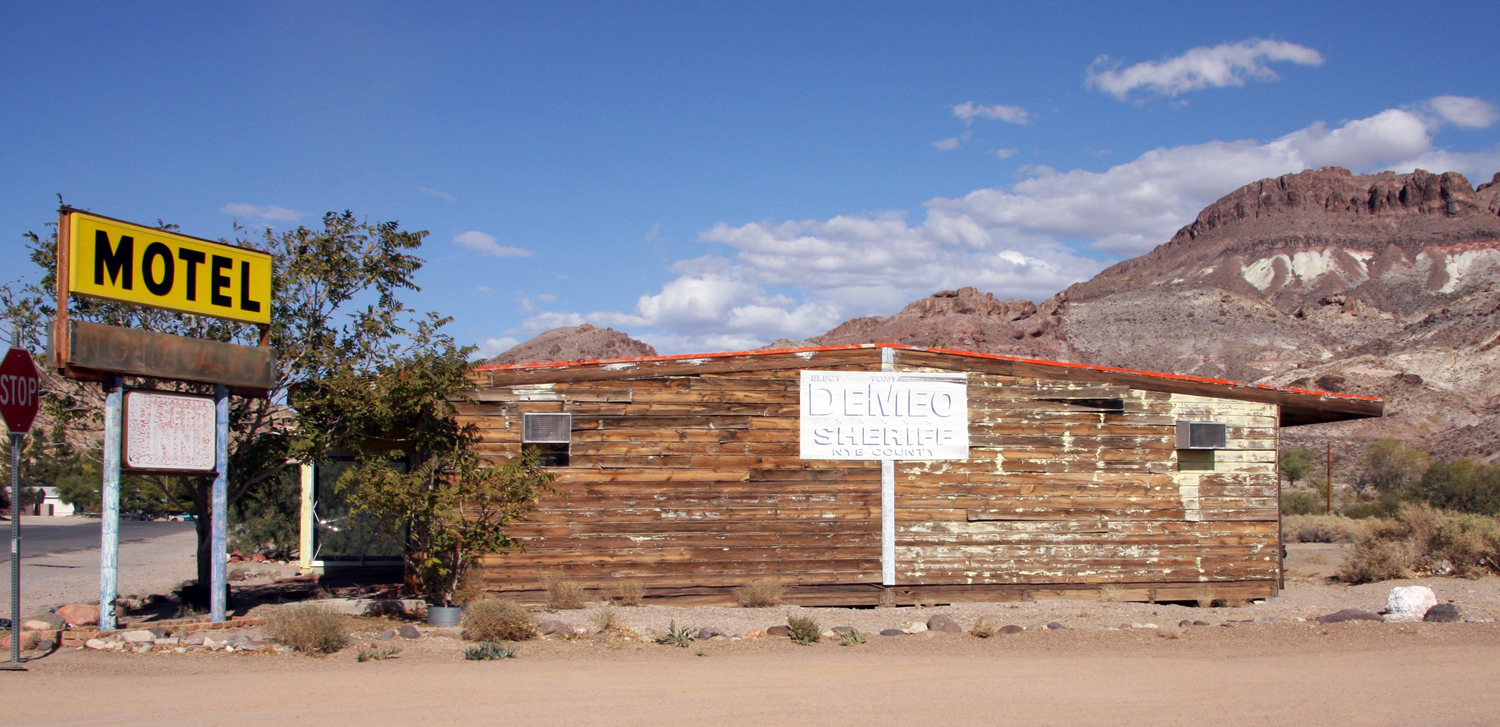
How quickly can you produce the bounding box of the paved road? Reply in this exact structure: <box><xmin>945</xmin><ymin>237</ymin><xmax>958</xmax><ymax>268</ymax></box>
<box><xmin>0</xmin><ymin>519</ymin><xmax>196</xmax><ymax>562</ymax></box>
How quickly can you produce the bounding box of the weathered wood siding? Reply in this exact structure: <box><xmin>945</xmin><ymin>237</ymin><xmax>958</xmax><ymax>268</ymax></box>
<box><xmin>461</xmin><ymin>347</ymin><xmax>1281</xmax><ymax>602</ymax></box>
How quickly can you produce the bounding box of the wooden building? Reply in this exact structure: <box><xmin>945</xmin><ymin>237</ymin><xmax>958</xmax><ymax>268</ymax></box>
<box><xmin>458</xmin><ymin>343</ymin><xmax>1381</xmax><ymax>605</ymax></box>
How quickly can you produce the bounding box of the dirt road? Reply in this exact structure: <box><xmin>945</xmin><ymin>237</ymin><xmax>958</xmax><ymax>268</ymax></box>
<box><xmin>7</xmin><ymin>623</ymin><xmax>1498</xmax><ymax>726</ymax></box>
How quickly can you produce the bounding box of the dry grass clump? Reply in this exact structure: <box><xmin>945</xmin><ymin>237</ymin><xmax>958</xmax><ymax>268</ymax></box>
<box><xmin>266</xmin><ymin>603</ymin><xmax>348</xmax><ymax>655</ymax></box>
<box><xmin>612</xmin><ymin>579</ymin><xmax>645</xmax><ymax>606</ymax></box>
<box><xmin>1097</xmin><ymin>584</ymin><xmax>1124</xmax><ymax>603</ymax></box>
<box><xmin>733</xmin><ymin>578</ymin><xmax>785</xmax><ymax>608</ymax></box>
<box><xmin>591</xmin><ymin>606</ymin><xmax>639</xmax><ymax>640</ymax></box>
<box><xmin>452</xmin><ymin>567</ymin><xmax>488</xmax><ymax>606</ymax></box>
<box><xmin>1283</xmin><ymin>515</ymin><xmax>1367</xmax><ymax>544</ymax></box>
<box><xmin>461</xmin><ymin>598</ymin><xmax>538</xmax><ymax>641</ymax></box>
<box><xmin>540</xmin><ymin>571</ymin><xmax>586</xmax><ymax>610</ymax></box>
<box><xmin>970</xmin><ymin>616</ymin><xmax>999</xmax><ymax>639</ymax></box>
<box><xmin>1191</xmin><ymin>586</ymin><xmax>1216</xmax><ymax>609</ymax></box>
<box><xmin>1338</xmin><ymin>504</ymin><xmax>1500</xmax><ymax>583</ymax></box>
<box><xmin>786</xmin><ymin>613</ymin><xmax>821</xmax><ymax>645</ymax></box>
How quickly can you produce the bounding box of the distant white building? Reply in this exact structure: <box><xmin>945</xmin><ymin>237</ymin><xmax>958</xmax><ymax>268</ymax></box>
<box><xmin>34</xmin><ymin>487</ymin><xmax>75</xmax><ymax>517</ymax></box>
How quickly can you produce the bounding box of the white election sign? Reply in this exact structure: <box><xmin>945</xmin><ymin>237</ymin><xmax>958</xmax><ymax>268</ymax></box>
<box><xmin>123</xmin><ymin>391</ymin><xmax>216</xmax><ymax>473</ymax></box>
<box><xmin>799</xmin><ymin>370</ymin><xmax>968</xmax><ymax>460</ymax></box>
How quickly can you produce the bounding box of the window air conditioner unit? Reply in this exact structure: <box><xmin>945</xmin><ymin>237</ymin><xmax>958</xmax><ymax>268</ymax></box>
<box><xmin>523</xmin><ymin>413</ymin><xmax>572</xmax><ymax>444</ymax></box>
<box><xmin>1175</xmin><ymin>421</ymin><xmax>1226</xmax><ymax>450</ymax></box>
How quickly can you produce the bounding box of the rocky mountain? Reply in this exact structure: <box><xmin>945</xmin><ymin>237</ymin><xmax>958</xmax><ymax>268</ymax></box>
<box><xmin>483</xmin><ymin>324</ymin><xmax>657</xmax><ymax>366</ymax></box>
<box><xmin>487</xmin><ymin>167</ymin><xmax>1500</xmax><ymax>462</ymax></box>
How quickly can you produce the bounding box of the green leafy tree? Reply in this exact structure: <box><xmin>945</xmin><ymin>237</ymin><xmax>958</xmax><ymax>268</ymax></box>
<box><xmin>1354</xmin><ymin>439</ymin><xmax>1430</xmax><ymax>496</ymax></box>
<box><xmin>1279</xmin><ymin>445</ymin><xmax>1317</xmax><ymax>488</ymax></box>
<box><xmin>2</xmin><ymin>208</ymin><xmax>456</xmax><ymax>593</ymax></box>
<box><xmin>1417</xmin><ymin>459</ymin><xmax>1500</xmax><ymax>516</ymax></box>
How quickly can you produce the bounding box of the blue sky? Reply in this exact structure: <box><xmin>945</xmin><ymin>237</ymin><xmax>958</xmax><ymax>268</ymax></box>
<box><xmin>3</xmin><ymin>2</ymin><xmax>1497</xmax><ymax>356</ymax></box>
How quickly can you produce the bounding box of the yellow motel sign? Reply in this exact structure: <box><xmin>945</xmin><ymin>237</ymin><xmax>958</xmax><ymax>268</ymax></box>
<box><xmin>64</xmin><ymin>211</ymin><xmax>273</xmax><ymax>325</ymax></box>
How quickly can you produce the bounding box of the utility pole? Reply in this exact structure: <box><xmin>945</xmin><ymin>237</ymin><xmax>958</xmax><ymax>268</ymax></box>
<box><xmin>1326</xmin><ymin>440</ymin><xmax>1333</xmax><ymax>516</ymax></box>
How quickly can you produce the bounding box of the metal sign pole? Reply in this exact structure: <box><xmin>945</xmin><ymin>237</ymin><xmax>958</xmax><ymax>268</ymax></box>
<box><xmin>99</xmin><ymin>376</ymin><xmax>122</xmax><ymax>631</ymax></box>
<box><xmin>8</xmin><ymin>432</ymin><xmax>21</xmax><ymax>666</ymax></box>
<box><xmin>209</xmin><ymin>384</ymin><xmax>228</xmax><ymax>622</ymax></box>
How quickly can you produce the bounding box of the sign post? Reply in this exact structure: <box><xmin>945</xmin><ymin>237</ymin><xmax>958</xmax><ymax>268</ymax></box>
<box><xmin>0</xmin><ymin>344</ymin><xmax>41</xmax><ymax>670</ymax></box>
<box><xmin>798</xmin><ymin>366</ymin><xmax>969</xmax><ymax>588</ymax></box>
<box><xmin>51</xmin><ymin>208</ymin><xmax>276</xmax><ymax>625</ymax></box>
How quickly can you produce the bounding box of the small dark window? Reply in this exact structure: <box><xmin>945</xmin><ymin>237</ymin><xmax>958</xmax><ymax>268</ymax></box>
<box><xmin>523</xmin><ymin>413</ymin><xmax>571</xmax><ymax>466</ymax></box>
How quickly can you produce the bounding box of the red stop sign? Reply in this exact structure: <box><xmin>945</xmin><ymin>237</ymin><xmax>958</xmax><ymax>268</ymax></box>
<box><xmin>0</xmin><ymin>347</ymin><xmax>40</xmax><ymax>434</ymax></box>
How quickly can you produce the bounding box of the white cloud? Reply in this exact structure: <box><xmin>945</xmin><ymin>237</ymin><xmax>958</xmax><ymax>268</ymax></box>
<box><xmin>454</xmin><ymin>231</ymin><xmax>534</xmax><ymax>257</ymax></box>
<box><xmin>933</xmin><ymin>137</ymin><xmax>963</xmax><ymax>151</ymax></box>
<box><xmin>420</xmin><ymin>187</ymin><xmax>456</xmax><ymax>201</ymax></box>
<box><xmin>536</xmin><ymin>293</ymin><xmax>556</xmax><ymax>302</ymax></box>
<box><xmin>1087</xmin><ymin>38</ymin><xmax>1324</xmax><ymax>101</ymax></box>
<box><xmin>474</xmin><ymin>337</ymin><xmax>520</xmax><ymax>359</ymax></box>
<box><xmin>527</xmin><ymin>104</ymin><xmax>1478</xmax><ymax>354</ymax></box>
<box><xmin>952</xmin><ymin>102</ymin><xmax>1031</xmax><ymax>125</ymax></box>
<box><xmin>644</xmin><ymin>222</ymin><xmax>663</xmax><ymax>241</ymax></box>
<box><xmin>1428</xmin><ymin>96</ymin><xmax>1499</xmax><ymax>129</ymax></box>
<box><xmin>220</xmin><ymin>203</ymin><xmax>302</xmax><ymax>222</ymax></box>
<box><xmin>993</xmin><ymin>148</ymin><xmax>1019</xmax><ymax>160</ymax></box>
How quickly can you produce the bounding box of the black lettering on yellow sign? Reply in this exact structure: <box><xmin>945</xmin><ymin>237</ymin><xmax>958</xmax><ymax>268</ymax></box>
<box><xmin>68</xmin><ymin>212</ymin><xmax>273</xmax><ymax>325</ymax></box>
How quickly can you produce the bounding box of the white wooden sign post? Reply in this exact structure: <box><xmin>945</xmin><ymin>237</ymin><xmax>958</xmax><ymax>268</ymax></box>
<box><xmin>798</xmin><ymin>364</ymin><xmax>968</xmax><ymax>586</ymax></box>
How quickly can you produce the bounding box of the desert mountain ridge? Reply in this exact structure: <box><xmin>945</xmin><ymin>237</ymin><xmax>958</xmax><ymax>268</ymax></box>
<box><xmin>487</xmin><ymin>167</ymin><xmax>1500</xmax><ymax>463</ymax></box>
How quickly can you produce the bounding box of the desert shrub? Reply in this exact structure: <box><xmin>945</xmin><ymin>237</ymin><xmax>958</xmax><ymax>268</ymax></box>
<box><xmin>1191</xmin><ymin>586</ymin><xmax>1216</xmax><ymax>609</ymax></box>
<box><xmin>1341</xmin><ymin>497</ymin><xmax>1403</xmax><ymax>520</ymax></box>
<box><xmin>464</xmin><ymin>642</ymin><xmax>516</xmax><ymax>660</ymax></box>
<box><xmin>1355</xmin><ymin>439</ymin><xmax>1430</xmax><ymax>496</ymax></box>
<box><xmin>1433</xmin><ymin>512</ymin><xmax>1500</xmax><ymax>576</ymax></box>
<box><xmin>970</xmin><ymin>617</ymin><xmax>998</xmax><ymax>638</ymax></box>
<box><xmin>452</xmin><ymin>567</ymin><xmax>488</xmax><ymax>606</ymax></box>
<box><xmin>356</xmin><ymin>644</ymin><xmax>401</xmax><ymax>662</ymax></box>
<box><xmin>540</xmin><ymin>571</ymin><xmax>586</xmax><ymax>610</ymax></box>
<box><xmin>1096</xmin><ymin>584</ymin><xmax>1123</xmax><ymax>602</ymax></box>
<box><xmin>1419</xmin><ymin>459</ymin><xmax>1500</xmax><ymax>515</ymax></box>
<box><xmin>591</xmin><ymin>606</ymin><xmax>639</xmax><ymax>639</ymax></box>
<box><xmin>266</xmin><ymin>603</ymin><xmax>348</xmax><ymax>655</ymax></box>
<box><xmin>1339</xmin><ymin>538</ymin><xmax>1411</xmax><ymax>584</ymax></box>
<box><xmin>462</xmin><ymin>598</ymin><xmax>538</xmax><ymax>641</ymax></box>
<box><xmin>838</xmin><ymin>628</ymin><xmax>867</xmax><ymax>646</ymax></box>
<box><xmin>787</xmin><ymin>614</ymin><xmax>821</xmax><ymax>645</ymax></box>
<box><xmin>1281</xmin><ymin>489</ymin><xmax>1326</xmax><ymax>516</ymax></box>
<box><xmin>1282</xmin><ymin>515</ymin><xmax>1366</xmax><ymax>543</ymax></box>
<box><xmin>612</xmin><ymin>579</ymin><xmax>645</xmax><ymax>606</ymax></box>
<box><xmin>654</xmin><ymin>620</ymin><xmax>694</xmax><ymax>647</ymax></box>
<box><xmin>733</xmin><ymin>578</ymin><xmax>785</xmax><ymax>608</ymax></box>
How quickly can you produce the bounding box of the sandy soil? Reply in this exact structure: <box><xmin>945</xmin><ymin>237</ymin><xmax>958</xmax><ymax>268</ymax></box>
<box><xmin>4</xmin><ymin>542</ymin><xmax>1499</xmax><ymax>725</ymax></box>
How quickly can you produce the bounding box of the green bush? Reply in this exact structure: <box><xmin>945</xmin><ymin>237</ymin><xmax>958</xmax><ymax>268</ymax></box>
<box><xmin>1282</xmin><ymin>489</ymin><xmax>1326</xmax><ymax>516</ymax></box>
<box><xmin>653</xmin><ymin>620</ymin><xmax>694</xmax><ymax>648</ymax></box>
<box><xmin>787</xmin><ymin>614</ymin><xmax>821</xmax><ymax>645</ymax></box>
<box><xmin>464</xmin><ymin>642</ymin><xmax>516</xmax><ymax>660</ymax></box>
<box><xmin>461</xmin><ymin>598</ymin><xmax>538</xmax><ymax>641</ymax></box>
<box><xmin>1419</xmin><ymin>459</ymin><xmax>1500</xmax><ymax>515</ymax></box>
<box><xmin>266</xmin><ymin>603</ymin><xmax>349</xmax><ymax>655</ymax></box>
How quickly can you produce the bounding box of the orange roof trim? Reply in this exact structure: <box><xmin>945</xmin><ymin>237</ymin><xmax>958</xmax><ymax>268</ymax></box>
<box><xmin>476</xmin><ymin>342</ymin><xmax>1383</xmax><ymax>404</ymax></box>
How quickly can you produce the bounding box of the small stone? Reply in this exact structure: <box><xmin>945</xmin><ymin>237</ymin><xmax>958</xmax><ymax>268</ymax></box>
<box><xmin>879</xmin><ymin>628</ymin><xmax>905</xmax><ymax>636</ymax></box>
<box><xmin>742</xmin><ymin>629</ymin><xmax>765</xmax><ymax>640</ymax></box>
<box><xmin>999</xmin><ymin>625</ymin><xmax>1025</xmax><ymax>635</ymax></box>
<box><xmin>1424</xmin><ymin>603</ymin><xmax>1463</xmax><ymax>623</ymax></box>
<box><xmin>374</xmin><ymin>629</ymin><xmax>397</xmax><ymax>641</ymax></box>
<box><xmin>55</xmin><ymin>604</ymin><xmax>100</xmax><ymax>627</ymax></box>
<box><xmin>22</xmin><ymin>619</ymin><xmax>53</xmax><ymax>631</ymax></box>
<box><xmin>36</xmin><ymin>612</ymin><xmax>66</xmax><ymax>629</ymax></box>
<box><xmin>226</xmin><ymin>635</ymin><xmax>250</xmax><ymax>646</ymax></box>
<box><xmin>926</xmin><ymin>614</ymin><xmax>963</xmax><ymax>633</ymax></box>
<box><xmin>766</xmin><ymin>625</ymin><xmax>791</xmax><ymax>637</ymax></box>
<box><xmin>85</xmin><ymin>638</ymin><xmax>108</xmax><ymax>650</ymax></box>
<box><xmin>121</xmin><ymin>630</ymin><xmax>156</xmax><ymax>643</ymax></box>
<box><xmin>154</xmin><ymin>637</ymin><xmax>180</xmax><ymax>646</ymax></box>
<box><xmin>1046</xmin><ymin>622</ymin><xmax>1070</xmax><ymax>630</ymax></box>
<box><xmin>398</xmin><ymin>624</ymin><xmax>422</xmax><ymax>639</ymax></box>
<box><xmin>203</xmin><ymin>636</ymin><xmax>222</xmax><ymax>649</ymax></box>
<box><xmin>903</xmin><ymin>621</ymin><xmax>928</xmax><ymax>634</ymax></box>
<box><xmin>133</xmin><ymin>644</ymin><xmax>152</xmax><ymax>654</ymax></box>
<box><xmin>183</xmin><ymin>634</ymin><xmax>206</xmax><ymax>645</ymax></box>
<box><xmin>1178</xmin><ymin>619</ymin><xmax>1194</xmax><ymax>628</ymax></box>
<box><xmin>696</xmin><ymin>626</ymin><xmax>727</xmax><ymax>640</ymax></box>
<box><xmin>35</xmin><ymin>639</ymin><xmax>55</xmax><ymax>652</ymax></box>
<box><xmin>1316</xmin><ymin>609</ymin><xmax>1384</xmax><ymax>624</ymax></box>
<box><xmin>539</xmin><ymin>619</ymin><xmax>573</xmax><ymax>636</ymax></box>
<box><xmin>174</xmin><ymin>647</ymin><xmax>187</xmax><ymax>654</ymax></box>
<box><xmin>1253</xmin><ymin>616</ymin><xmax>1280</xmax><ymax>624</ymax></box>
<box><xmin>1220</xmin><ymin>622</ymin><xmax>1237</xmax><ymax>628</ymax></box>
<box><xmin>148</xmin><ymin>626</ymin><xmax>171</xmax><ymax>639</ymax></box>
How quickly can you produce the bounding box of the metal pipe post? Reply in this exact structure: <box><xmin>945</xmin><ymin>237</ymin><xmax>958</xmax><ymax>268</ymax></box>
<box><xmin>9</xmin><ymin>432</ymin><xmax>20</xmax><ymax>665</ymax></box>
<box><xmin>210</xmin><ymin>384</ymin><xmax>228</xmax><ymax>622</ymax></box>
<box><xmin>98</xmin><ymin>376</ymin><xmax>123</xmax><ymax>631</ymax></box>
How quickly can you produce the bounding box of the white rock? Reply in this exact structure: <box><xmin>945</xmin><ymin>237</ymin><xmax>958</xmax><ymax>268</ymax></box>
<box><xmin>1384</xmin><ymin>586</ymin><xmax>1438</xmax><ymax>622</ymax></box>
<box><xmin>84</xmin><ymin>638</ymin><xmax>108</xmax><ymax>650</ymax></box>
<box><xmin>120</xmin><ymin>630</ymin><xmax>156</xmax><ymax>643</ymax></box>
<box><xmin>904</xmin><ymin>622</ymin><xmax>928</xmax><ymax>634</ymax></box>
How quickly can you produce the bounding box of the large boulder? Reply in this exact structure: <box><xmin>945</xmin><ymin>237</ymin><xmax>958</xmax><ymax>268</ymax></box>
<box><xmin>1383</xmin><ymin>586</ymin><xmax>1438</xmax><ymax>622</ymax></box>
<box><xmin>54</xmin><ymin>603</ymin><xmax>99</xmax><ymax>627</ymax></box>
<box><xmin>1423</xmin><ymin>603</ymin><xmax>1463</xmax><ymax>623</ymax></box>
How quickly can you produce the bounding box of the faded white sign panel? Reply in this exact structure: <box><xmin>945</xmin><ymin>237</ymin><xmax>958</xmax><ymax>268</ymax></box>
<box><xmin>799</xmin><ymin>370</ymin><xmax>968</xmax><ymax>461</ymax></box>
<box><xmin>124</xmin><ymin>391</ymin><xmax>216</xmax><ymax>473</ymax></box>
